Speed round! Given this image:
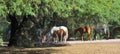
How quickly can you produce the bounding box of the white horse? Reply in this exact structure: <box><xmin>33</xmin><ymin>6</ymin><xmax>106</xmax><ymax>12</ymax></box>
<box><xmin>50</xmin><ymin>26</ymin><xmax>68</xmax><ymax>43</ymax></box>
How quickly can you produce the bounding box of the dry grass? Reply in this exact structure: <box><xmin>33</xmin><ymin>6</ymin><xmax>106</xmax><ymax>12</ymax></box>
<box><xmin>0</xmin><ymin>43</ymin><xmax>120</xmax><ymax>54</ymax></box>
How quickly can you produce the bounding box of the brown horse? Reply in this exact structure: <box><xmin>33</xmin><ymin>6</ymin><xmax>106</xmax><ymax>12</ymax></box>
<box><xmin>74</xmin><ymin>26</ymin><xmax>92</xmax><ymax>41</ymax></box>
<box><xmin>53</xmin><ymin>29</ymin><xmax>66</xmax><ymax>42</ymax></box>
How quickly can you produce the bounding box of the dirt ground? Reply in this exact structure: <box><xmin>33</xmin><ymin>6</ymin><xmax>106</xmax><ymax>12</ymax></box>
<box><xmin>0</xmin><ymin>43</ymin><xmax>120</xmax><ymax>54</ymax></box>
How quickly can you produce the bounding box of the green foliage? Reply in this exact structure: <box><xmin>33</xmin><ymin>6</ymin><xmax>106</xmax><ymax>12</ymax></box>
<box><xmin>1</xmin><ymin>0</ymin><xmax>119</xmax><ymax>25</ymax></box>
<box><xmin>0</xmin><ymin>0</ymin><xmax>120</xmax><ymax>46</ymax></box>
<box><xmin>0</xmin><ymin>38</ymin><xmax>3</xmax><ymax>46</ymax></box>
<box><xmin>0</xmin><ymin>0</ymin><xmax>40</xmax><ymax>16</ymax></box>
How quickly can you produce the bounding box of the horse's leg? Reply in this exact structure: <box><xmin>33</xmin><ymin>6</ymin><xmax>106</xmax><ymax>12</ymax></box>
<box><xmin>56</xmin><ymin>34</ymin><xmax>59</xmax><ymax>43</ymax></box>
<box><xmin>107</xmin><ymin>32</ymin><xmax>110</xmax><ymax>39</ymax></box>
<box><xmin>88</xmin><ymin>34</ymin><xmax>91</xmax><ymax>41</ymax></box>
<box><xmin>55</xmin><ymin>33</ymin><xmax>58</xmax><ymax>43</ymax></box>
<box><xmin>81</xmin><ymin>36</ymin><xmax>83</xmax><ymax>41</ymax></box>
<box><xmin>88</xmin><ymin>29</ymin><xmax>92</xmax><ymax>41</ymax></box>
<box><xmin>64</xmin><ymin>32</ymin><xmax>68</xmax><ymax>43</ymax></box>
<box><xmin>80</xmin><ymin>33</ymin><xmax>84</xmax><ymax>41</ymax></box>
<box><xmin>64</xmin><ymin>36</ymin><xmax>66</xmax><ymax>43</ymax></box>
<box><xmin>64</xmin><ymin>35</ymin><xmax>68</xmax><ymax>43</ymax></box>
<box><xmin>53</xmin><ymin>37</ymin><xmax>55</xmax><ymax>43</ymax></box>
<box><xmin>60</xmin><ymin>32</ymin><xmax>63</xmax><ymax>42</ymax></box>
<box><xmin>106</xmin><ymin>31</ymin><xmax>110</xmax><ymax>40</ymax></box>
<box><xmin>94</xmin><ymin>32</ymin><xmax>97</xmax><ymax>40</ymax></box>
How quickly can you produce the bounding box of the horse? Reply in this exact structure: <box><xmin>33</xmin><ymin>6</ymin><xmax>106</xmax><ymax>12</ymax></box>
<box><xmin>50</xmin><ymin>26</ymin><xmax>68</xmax><ymax>43</ymax></box>
<box><xmin>38</xmin><ymin>32</ymin><xmax>53</xmax><ymax>45</ymax></box>
<box><xmin>93</xmin><ymin>24</ymin><xmax>110</xmax><ymax>40</ymax></box>
<box><xmin>74</xmin><ymin>25</ymin><xmax>92</xmax><ymax>41</ymax></box>
<box><xmin>41</xmin><ymin>35</ymin><xmax>47</xmax><ymax>43</ymax></box>
<box><xmin>53</xmin><ymin>29</ymin><xmax>66</xmax><ymax>42</ymax></box>
<box><xmin>112</xmin><ymin>27</ymin><xmax>120</xmax><ymax>34</ymax></box>
<box><xmin>111</xmin><ymin>27</ymin><xmax>120</xmax><ymax>38</ymax></box>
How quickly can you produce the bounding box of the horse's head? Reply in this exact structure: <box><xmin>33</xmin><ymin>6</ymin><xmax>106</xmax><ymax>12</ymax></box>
<box><xmin>41</xmin><ymin>32</ymin><xmax>53</xmax><ymax>44</ymax></box>
<box><xmin>41</xmin><ymin>35</ymin><xmax>46</xmax><ymax>43</ymax></box>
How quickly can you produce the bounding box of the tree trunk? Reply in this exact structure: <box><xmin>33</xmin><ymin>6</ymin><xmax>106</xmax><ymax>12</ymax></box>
<box><xmin>8</xmin><ymin>14</ymin><xmax>18</xmax><ymax>47</ymax></box>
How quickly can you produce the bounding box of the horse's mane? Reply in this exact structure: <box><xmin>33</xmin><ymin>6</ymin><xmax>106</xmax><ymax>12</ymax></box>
<box><xmin>74</xmin><ymin>27</ymin><xmax>80</xmax><ymax>31</ymax></box>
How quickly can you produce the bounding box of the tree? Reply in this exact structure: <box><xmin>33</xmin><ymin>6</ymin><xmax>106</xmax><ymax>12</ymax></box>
<box><xmin>0</xmin><ymin>0</ymin><xmax>120</xmax><ymax>47</ymax></box>
<box><xmin>0</xmin><ymin>0</ymin><xmax>40</xmax><ymax>46</ymax></box>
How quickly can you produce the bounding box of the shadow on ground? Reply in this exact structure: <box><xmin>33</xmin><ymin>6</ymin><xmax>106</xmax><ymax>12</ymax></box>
<box><xmin>0</xmin><ymin>42</ymin><xmax>71</xmax><ymax>54</ymax></box>
<box><xmin>0</xmin><ymin>47</ymin><xmax>61</xmax><ymax>54</ymax></box>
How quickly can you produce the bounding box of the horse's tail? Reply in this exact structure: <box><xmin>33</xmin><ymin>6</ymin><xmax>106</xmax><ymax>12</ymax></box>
<box><xmin>64</xmin><ymin>30</ymin><xmax>68</xmax><ymax>42</ymax></box>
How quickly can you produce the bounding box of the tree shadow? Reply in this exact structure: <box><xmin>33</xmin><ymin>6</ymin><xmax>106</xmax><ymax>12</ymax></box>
<box><xmin>0</xmin><ymin>47</ymin><xmax>61</xmax><ymax>54</ymax></box>
<box><xmin>0</xmin><ymin>42</ymin><xmax>71</xmax><ymax>54</ymax></box>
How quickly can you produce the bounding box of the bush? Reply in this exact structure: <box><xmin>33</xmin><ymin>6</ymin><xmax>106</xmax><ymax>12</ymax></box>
<box><xmin>0</xmin><ymin>38</ymin><xmax>3</xmax><ymax>46</ymax></box>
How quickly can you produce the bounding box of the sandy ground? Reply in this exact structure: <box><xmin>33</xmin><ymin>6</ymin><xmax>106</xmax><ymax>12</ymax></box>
<box><xmin>0</xmin><ymin>39</ymin><xmax>120</xmax><ymax>54</ymax></box>
<box><xmin>67</xmin><ymin>39</ymin><xmax>120</xmax><ymax>44</ymax></box>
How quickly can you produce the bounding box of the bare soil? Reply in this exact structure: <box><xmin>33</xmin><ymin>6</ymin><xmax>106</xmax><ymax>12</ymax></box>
<box><xmin>0</xmin><ymin>39</ymin><xmax>120</xmax><ymax>54</ymax></box>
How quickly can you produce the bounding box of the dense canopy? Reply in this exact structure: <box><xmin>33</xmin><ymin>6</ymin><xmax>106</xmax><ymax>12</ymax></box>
<box><xmin>0</xmin><ymin>0</ymin><xmax>120</xmax><ymax>47</ymax></box>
